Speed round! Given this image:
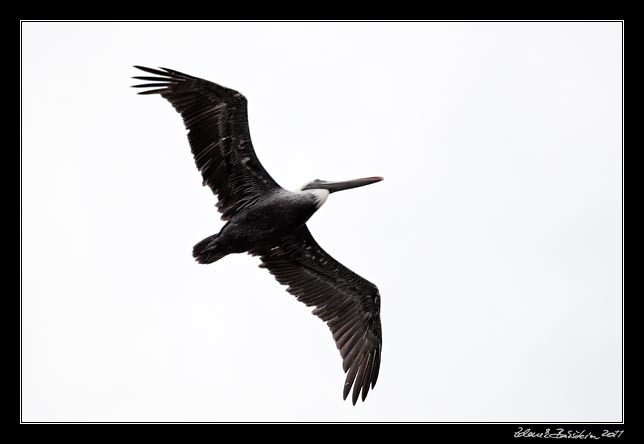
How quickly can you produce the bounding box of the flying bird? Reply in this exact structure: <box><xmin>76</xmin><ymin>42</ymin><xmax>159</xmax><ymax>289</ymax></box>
<box><xmin>132</xmin><ymin>66</ymin><xmax>383</xmax><ymax>404</ymax></box>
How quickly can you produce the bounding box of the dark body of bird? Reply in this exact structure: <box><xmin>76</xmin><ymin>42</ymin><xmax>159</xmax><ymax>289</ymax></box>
<box><xmin>194</xmin><ymin>190</ymin><xmax>319</xmax><ymax>263</ymax></box>
<box><xmin>133</xmin><ymin>66</ymin><xmax>383</xmax><ymax>405</ymax></box>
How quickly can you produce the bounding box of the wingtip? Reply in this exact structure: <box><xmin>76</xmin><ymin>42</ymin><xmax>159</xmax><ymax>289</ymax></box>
<box><xmin>344</xmin><ymin>385</ymin><xmax>367</xmax><ymax>405</ymax></box>
<box><xmin>132</xmin><ymin>65</ymin><xmax>171</xmax><ymax>77</ymax></box>
<box><xmin>133</xmin><ymin>65</ymin><xmax>155</xmax><ymax>72</ymax></box>
<box><xmin>351</xmin><ymin>387</ymin><xmax>360</xmax><ymax>405</ymax></box>
<box><xmin>136</xmin><ymin>88</ymin><xmax>170</xmax><ymax>95</ymax></box>
<box><xmin>343</xmin><ymin>383</ymin><xmax>351</xmax><ymax>401</ymax></box>
<box><xmin>361</xmin><ymin>380</ymin><xmax>371</xmax><ymax>402</ymax></box>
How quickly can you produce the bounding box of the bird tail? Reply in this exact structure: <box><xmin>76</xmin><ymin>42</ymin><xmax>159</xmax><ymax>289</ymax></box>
<box><xmin>193</xmin><ymin>234</ymin><xmax>227</xmax><ymax>264</ymax></box>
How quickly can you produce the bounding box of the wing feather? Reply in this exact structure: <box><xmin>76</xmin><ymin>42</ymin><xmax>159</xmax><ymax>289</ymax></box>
<box><xmin>133</xmin><ymin>66</ymin><xmax>281</xmax><ymax>220</ymax></box>
<box><xmin>258</xmin><ymin>226</ymin><xmax>382</xmax><ymax>404</ymax></box>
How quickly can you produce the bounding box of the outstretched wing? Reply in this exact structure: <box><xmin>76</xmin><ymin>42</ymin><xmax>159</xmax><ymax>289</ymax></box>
<box><xmin>258</xmin><ymin>226</ymin><xmax>382</xmax><ymax>404</ymax></box>
<box><xmin>133</xmin><ymin>66</ymin><xmax>281</xmax><ymax>220</ymax></box>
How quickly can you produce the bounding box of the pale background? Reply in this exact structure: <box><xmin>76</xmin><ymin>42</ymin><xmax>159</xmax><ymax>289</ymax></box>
<box><xmin>21</xmin><ymin>22</ymin><xmax>622</xmax><ymax>422</ymax></box>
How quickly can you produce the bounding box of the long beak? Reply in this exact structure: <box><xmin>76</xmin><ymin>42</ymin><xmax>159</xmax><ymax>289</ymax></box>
<box><xmin>318</xmin><ymin>176</ymin><xmax>383</xmax><ymax>193</ymax></box>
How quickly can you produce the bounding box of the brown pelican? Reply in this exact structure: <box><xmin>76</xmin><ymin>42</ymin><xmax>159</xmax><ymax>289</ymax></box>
<box><xmin>132</xmin><ymin>66</ymin><xmax>383</xmax><ymax>404</ymax></box>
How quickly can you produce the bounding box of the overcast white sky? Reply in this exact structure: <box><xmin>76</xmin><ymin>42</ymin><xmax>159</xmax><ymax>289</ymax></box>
<box><xmin>21</xmin><ymin>21</ymin><xmax>622</xmax><ymax>422</ymax></box>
